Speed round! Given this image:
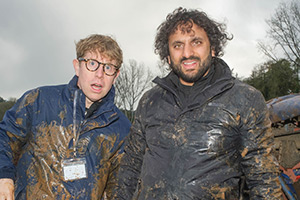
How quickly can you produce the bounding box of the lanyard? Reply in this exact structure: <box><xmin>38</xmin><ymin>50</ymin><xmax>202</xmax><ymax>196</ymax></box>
<box><xmin>72</xmin><ymin>90</ymin><xmax>80</xmax><ymax>157</ymax></box>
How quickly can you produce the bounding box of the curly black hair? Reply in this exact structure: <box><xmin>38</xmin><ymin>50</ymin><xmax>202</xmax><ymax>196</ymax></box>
<box><xmin>155</xmin><ymin>7</ymin><xmax>232</xmax><ymax>64</ymax></box>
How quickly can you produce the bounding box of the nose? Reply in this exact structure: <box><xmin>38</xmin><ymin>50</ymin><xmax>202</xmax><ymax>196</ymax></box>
<box><xmin>182</xmin><ymin>43</ymin><xmax>194</xmax><ymax>58</ymax></box>
<box><xmin>95</xmin><ymin>65</ymin><xmax>104</xmax><ymax>78</ymax></box>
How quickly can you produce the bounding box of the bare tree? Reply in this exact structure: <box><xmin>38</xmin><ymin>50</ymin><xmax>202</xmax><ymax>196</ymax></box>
<box><xmin>115</xmin><ymin>59</ymin><xmax>154</xmax><ymax>122</ymax></box>
<box><xmin>156</xmin><ymin>61</ymin><xmax>170</xmax><ymax>78</ymax></box>
<box><xmin>258</xmin><ymin>1</ymin><xmax>300</xmax><ymax>68</ymax></box>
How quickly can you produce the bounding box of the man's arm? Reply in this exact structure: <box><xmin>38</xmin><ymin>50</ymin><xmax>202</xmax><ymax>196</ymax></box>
<box><xmin>240</xmin><ymin>91</ymin><xmax>283</xmax><ymax>199</ymax></box>
<box><xmin>0</xmin><ymin>90</ymin><xmax>35</xmax><ymax>198</ymax></box>
<box><xmin>112</xmin><ymin>103</ymin><xmax>147</xmax><ymax>199</ymax></box>
<box><xmin>0</xmin><ymin>178</ymin><xmax>14</xmax><ymax>200</ymax></box>
<box><xmin>104</xmin><ymin>135</ymin><xmax>128</xmax><ymax>198</ymax></box>
<box><xmin>0</xmin><ymin>110</ymin><xmax>19</xmax><ymax>199</ymax></box>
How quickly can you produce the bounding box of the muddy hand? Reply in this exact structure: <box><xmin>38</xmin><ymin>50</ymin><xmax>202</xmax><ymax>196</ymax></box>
<box><xmin>0</xmin><ymin>179</ymin><xmax>14</xmax><ymax>200</ymax></box>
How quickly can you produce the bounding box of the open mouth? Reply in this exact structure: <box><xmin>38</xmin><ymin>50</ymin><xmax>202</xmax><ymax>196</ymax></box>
<box><xmin>182</xmin><ymin>60</ymin><xmax>197</xmax><ymax>70</ymax></box>
<box><xmin>183</xmin><ymin>60</ymin><xmax>197</xmax><ymax>65</ymax></box>
<box><xmin>91</xmin><ymin>83</ymin><xmax>102</xmax><ymax>92</ymax></box>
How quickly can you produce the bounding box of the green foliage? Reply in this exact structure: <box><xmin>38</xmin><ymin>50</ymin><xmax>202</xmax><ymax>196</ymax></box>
<box><xmin>244</xmin><ymin>59</ymin><xmax>300</xmax><ymax>101</ymax></box>
<box><xmin>0</xmin><ymin>98</ymin><xmax>16</xmax><ymax>120</ymax></box>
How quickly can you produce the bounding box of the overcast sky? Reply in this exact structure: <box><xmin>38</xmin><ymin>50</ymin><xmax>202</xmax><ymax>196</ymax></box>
<box><xmin>0</xmin><ymin>0</ymin><xmax>291</xmax><ymax>100</ymax></box>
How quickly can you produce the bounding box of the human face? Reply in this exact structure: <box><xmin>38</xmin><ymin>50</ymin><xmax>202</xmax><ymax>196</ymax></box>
<box><xmin>73</xmin><ymin>51</ymin><xmax>119</xmax><ymax>108</ymax></box>
<box><xmin>168</xmin><ymin>22</ymin><xmax>213</xmax><ymax>86</ymax></box>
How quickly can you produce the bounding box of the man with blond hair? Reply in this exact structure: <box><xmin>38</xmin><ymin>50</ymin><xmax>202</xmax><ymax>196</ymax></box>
<box><xmin>0</xmin><ymin>34</ymin><xmax>131</xmax><ymax>199</ymax></box>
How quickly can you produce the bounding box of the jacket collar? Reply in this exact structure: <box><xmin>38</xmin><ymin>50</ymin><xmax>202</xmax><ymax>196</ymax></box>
<box><xmin>67</xmin><ymin>75</ymin><xmax>117</xmax><ymax>119</ymax></box>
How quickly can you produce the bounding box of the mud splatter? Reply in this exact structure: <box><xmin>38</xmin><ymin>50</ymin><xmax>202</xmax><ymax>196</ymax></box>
<box><xmin>241</xmin><ymin>147</ymin><xmax>248</xmax><ymax>158</ymax></box>
<box><xmin>235</xmin><ymin>113</ymin><xmax>240</xmax><ymax>122</ymax></box>
<box><xmin>24</xmin><ymin>121</ymin><xmax>73</xmax><ymax>199</ymax></box>
<box><xmin>91</xmin><ymin>134</ymin><xmax>119</xmax><ymax>199</ymax></box>
<box><xmin>6</xmin><ymin>131</ymin><xmax>24</xmax><ymax>165</ymax></box>
<box><xmin>203</xmin><ymin>184</ymin><xmax>233</xmax><ymax>199</ymax></box>
<box><xmin>16</xmin><ymin>89</ymin><xmax>39</xmax><ymax>113</ymax></box>
<box><xmin>16</xmin><ymin>118</ymin><xmax>23</xmax><ymax>126</ymax></box>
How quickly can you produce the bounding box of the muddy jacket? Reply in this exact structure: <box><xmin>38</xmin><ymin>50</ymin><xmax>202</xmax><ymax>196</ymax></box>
<box><xmin>0</xmin><ymin>76</ymin><xmax>131</xmax><ymax>199</ymax></box>
<box><xmin>114</xmin><ymin>58</ymin><xmax>282</xmax><ymax>199</ymax></box>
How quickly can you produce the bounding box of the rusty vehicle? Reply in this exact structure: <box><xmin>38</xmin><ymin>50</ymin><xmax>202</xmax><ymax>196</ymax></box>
<box><xmin>267</xmin><ymin>94</ymin><xmax>300</xmax><ymax>200</ymax></box>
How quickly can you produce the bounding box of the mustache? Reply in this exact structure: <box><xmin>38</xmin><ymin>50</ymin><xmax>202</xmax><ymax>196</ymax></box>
<box><xmin>180</xmin><ymin>56</ymin><xmax>201</xmax><ymax>63</ymax></box>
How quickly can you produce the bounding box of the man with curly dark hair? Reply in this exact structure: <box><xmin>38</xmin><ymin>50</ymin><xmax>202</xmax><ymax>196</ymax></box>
<box><xmin>113</xmin><ymin>7</ymin><xmax>282</xmax><ymax>199</ymax></box>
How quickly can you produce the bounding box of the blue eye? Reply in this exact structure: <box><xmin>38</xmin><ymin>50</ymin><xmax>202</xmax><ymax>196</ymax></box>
<box><xmin>90</xmin><ymin>61</ymin><xmax>96</xmax><ymax>66</ymax></box>
<box><xmin>105</xmin><ymin>65</ymin><xmax>112</xmax><ymax>70</ymax></box>
<box><xmin>86</xmin><ymin>60</ymin><xmax>100</xmax><ymax>71</ymax></box>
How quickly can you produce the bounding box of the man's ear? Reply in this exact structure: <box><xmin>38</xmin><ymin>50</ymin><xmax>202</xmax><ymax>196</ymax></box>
<box><xmin>113</xmin><ymin>70</ymin><xmax>120</xmax><ymax>84</ymax></box>
<box><xmin>167</xmin><ymin>56</ymin><xmax>171</xmax><ymax>65</ymax></box>
<box><xmin>73</xmin><ymin>59</ymin><xmax>80</xmax><ymax>76</ymax></box>
<box><xmin>211</xmin><ymin>49</ymin><xmax>216</xmax><ymax>57</ymax></box>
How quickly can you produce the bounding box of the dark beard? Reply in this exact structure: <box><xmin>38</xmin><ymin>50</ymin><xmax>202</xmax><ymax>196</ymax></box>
<box><xmin>170</xmin><ymin>55</ymin><xmax>212</xmax><ymax>83</ymax></box>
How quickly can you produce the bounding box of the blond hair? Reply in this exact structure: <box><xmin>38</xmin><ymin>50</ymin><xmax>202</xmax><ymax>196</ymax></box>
<box><xmin>75</xmin><ymin>34</ymin><xmax>123</xmax><ymax>68</ymax></box>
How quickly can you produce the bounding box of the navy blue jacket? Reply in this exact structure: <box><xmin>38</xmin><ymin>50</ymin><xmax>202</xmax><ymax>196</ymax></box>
<box><xmin>0</xmin><ymin>76</ymin><xmax>131</xmax><ymax>199</ymax></box>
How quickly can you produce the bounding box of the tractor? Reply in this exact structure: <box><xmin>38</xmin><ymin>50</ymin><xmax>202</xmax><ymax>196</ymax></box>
<box><xmin>267</xmin><ymin>94</ymin><xmax>300</xmax><ymax>199</ymax></box>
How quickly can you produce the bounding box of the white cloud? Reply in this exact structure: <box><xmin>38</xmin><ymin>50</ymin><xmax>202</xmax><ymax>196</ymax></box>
<box><xmin>0</xmin><ymin>38</ymin><xmax>26</xmax><ymax>83</ymax></box>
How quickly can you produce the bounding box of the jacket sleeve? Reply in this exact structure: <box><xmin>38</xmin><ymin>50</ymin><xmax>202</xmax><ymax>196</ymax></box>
<box><xmin>104</xmin><ymin>117</ymin><xmax>131</xmax><ymax>199</ymax></box>
<box><xmin>112</xmin><ymin>96</ymin><xmax>148</xmax><ymax>199</ymax></box>
<box><xmin>240</xmin><ymin>91</ymin><xmax>283</xmax><ymax>199</ymax></box>
<box><xmin>104</xmin><ymin>142</ymin><xmax>125</xmax><ymax>199</ymax></box>
<box><xmin>0</xmin><ymin>90</ymin><xmax>36</xmax><ymax>180</ymax></box>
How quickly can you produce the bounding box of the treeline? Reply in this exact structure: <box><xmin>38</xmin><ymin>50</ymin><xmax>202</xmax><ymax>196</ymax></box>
<box><xmin>0</xmin><ymin>97</ymin><xmax>16</xmax><ymax>120</ymax></box>
<box><xmin>243</xmin><ymin>59</ymin><xmax>300</xmax><ymax>101</ymax></box>
<box><xmin>2</xmin><ymin>57</ymin><xmax>299</xmax><ymax>121</ymax></box>
<box><xmin>246</xmin><ymin>0</ymin><xmax>300</xmax><ymax>101</ymax></box>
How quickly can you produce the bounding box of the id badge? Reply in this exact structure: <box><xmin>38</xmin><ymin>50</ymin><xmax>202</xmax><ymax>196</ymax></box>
<box><xmin>62</xmin><ymin>157</ymin><xmax>87</xmax><ymax>181</ymax></box>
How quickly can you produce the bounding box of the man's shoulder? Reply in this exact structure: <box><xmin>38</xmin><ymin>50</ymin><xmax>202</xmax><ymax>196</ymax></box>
<box><xmin>226</xmin><ymin>79</ymin><xmax>267</xmax><ymax>107</ymax></box>
<box><xmin>141</xmin><ymin>85</ymin><xmax>164</xmax><ymax>101</ymax></box>
<box><xmin>38</xmin><ymin>83</ymin><xmax>67</xmax><ymax>93</ymax></box>
<box><xmin>19</xmin><ymin>84</ymin><xmax>69</xmax><ymax>105</ymax></box>
<box><xmin>232</xmin><ymin>79</ymin><xmax>263</xmax><ymax>95</ymax></box>
<box><xmin>31</xmin><ymin>84</ymin><xmax>70</xmax><ymax>100</ymax></box>
<box><xmin>114</xmin><ymin>106</ymin><xmax>131</xmax><ymax>125</ymax></box>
